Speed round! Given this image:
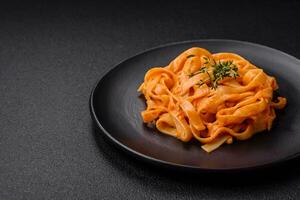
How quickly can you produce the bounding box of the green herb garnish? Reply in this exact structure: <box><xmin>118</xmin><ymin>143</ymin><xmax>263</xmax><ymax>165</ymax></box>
<box><xmin>187</xmin><ymin>66</ymin><xmax>207</xmax><ymax>77</ymax></box>
<box><xmin>188</xmin><ymin>57</ymin><xmax>239</xmax><ymax>89</ymax></box>
<box><xmin>203</xmin><ymin>56</ymin><xmax>209</xmax><ymax>64</ymax></box>
<box><xmin>187</xmin><ymin>54</ymin><xmax>196</xmax><ymax>59</ymax></box>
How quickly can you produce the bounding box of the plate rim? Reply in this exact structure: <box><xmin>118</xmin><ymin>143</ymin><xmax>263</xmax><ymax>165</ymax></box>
<box><xmin>90</xmin><ymin>39</ymin><xmax>300</xmax><ymax>172</ymax></box>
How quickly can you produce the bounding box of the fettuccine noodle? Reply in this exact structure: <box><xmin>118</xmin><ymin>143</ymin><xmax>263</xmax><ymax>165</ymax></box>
<box><xmin>138</xmin><ymin>47</ymin><xmax>287</xmax><ymax>153</ymax></box>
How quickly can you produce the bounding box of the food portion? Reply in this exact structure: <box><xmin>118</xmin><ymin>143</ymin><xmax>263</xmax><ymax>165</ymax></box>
<box><xmin>138</xmin><ymin>47</ymin><xmax>287</xmax><ymax>152</ymax></box>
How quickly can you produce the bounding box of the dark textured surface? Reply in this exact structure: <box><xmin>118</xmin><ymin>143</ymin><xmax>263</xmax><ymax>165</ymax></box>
<box><xmin>0</xmin><ymin>1</ymin><xmax>300</xmax><ymax>199</ymax></box>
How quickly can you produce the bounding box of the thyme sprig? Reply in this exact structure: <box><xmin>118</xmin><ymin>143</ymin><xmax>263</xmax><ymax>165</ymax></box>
<box><xmin>187</xmin><ymin>57</ymin><xmax>239</xmax><ymax>89</ymax></box>
<box><xmin>186</xmin><ymin>54</ymin><xmax>196</xmax><ymax>59</ymax></box>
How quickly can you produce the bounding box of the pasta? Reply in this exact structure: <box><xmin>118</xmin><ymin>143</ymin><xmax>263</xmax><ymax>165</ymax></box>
<box><xmin>138</xmin><ymin>47</ymin><xmax>287</xmax><ymax>153</ymax></box>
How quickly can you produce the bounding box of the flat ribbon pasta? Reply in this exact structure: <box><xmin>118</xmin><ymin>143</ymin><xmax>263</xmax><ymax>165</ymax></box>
<box><xmin>138</xmin><ymin>47</ymin><xmax>287</xmax><ymax>153</ymax></box>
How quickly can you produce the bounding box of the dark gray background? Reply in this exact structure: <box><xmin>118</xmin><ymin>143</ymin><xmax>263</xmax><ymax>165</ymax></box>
<box><xmin>0</xmin><ymin>1</ymin><xmax>300</xmax><ymax>199</ymax></box>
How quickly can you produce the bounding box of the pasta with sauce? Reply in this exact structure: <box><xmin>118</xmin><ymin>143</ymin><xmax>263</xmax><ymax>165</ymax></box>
<box><xmin>138</xmin><ymin>47</ymin><xmax>287</xmax><ymax>153</ymax></box>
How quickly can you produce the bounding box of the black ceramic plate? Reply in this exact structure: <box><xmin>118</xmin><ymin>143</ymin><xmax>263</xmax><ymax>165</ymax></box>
<box><xmin>90</xmin><ymin>39</ymin><xmax>300</xmax><ymax>172</ymax></box>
